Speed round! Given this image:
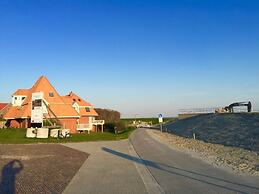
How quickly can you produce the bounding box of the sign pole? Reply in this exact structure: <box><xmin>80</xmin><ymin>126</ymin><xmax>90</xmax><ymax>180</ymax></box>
<box><xmin>158</xmin><ymin>114</ymin><xmax>163</xmax><ymax>133</ymax></box>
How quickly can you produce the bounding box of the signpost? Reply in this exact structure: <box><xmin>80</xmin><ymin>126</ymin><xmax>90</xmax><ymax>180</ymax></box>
<box><xmin>31</xmin><ymin>92</ymin><xmax>44</xmax><ymax>127</ymax></box>
<box><xmin>158</xmin><ymin>113</ymin><xmax>163</xmax><ymax>132</ymax></box>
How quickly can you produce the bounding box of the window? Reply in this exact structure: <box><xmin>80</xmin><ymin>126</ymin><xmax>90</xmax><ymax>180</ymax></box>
<box><xmin>15</xmin><ymin>97</ymin><xmax>17</xmax><ymax>100</ymax></box>
<box><xmin>49</xmin><ymin>92</ymin><xmax>54</xmax><ymax>97</ymax></box>
<box><xmin>32</xmin><ymin>99</ymin><xmax>42</xmax><ymax>109</ymax></box>
<box><xmin>22</xmin><ymin>97</ymin><xmax>26</xmax><ymax>100</ymax></box>
<box><xmin>85</xmin><ymin>107</ymin><xmax>90</xmax><ymax>112</ymax></box>
<box><xmin>78</xmin><ymin>99</ymin><xmax>81</xmax><ymax>102</ymax></box>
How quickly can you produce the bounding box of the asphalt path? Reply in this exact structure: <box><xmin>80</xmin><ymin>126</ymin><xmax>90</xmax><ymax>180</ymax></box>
<box><xmin>130</xmin><ymin>128</ymin><xmax>259</xmax><ymax>194</ymax></box>
<box><xmin>63</xmin><ymin>140</ymin><xmax>149</xmax><ymax>194</ymax></box>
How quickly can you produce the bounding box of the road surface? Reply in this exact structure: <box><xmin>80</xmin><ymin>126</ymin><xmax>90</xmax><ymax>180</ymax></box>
<box><xmin>130</xmin><ymin>128</ymin><xmax>259</xmax><ymax>194</ymax></box>
<box><xmin>63</xmin><ymin>140</ymin><xmax>150</xmax><ymax>194</ymax></box>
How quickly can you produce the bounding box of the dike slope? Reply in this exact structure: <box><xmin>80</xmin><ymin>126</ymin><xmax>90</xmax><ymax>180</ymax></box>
<box><xmin>165</xmin><ymin>113</ymin><xmax>259</xmax><ymax>153</ymax></box>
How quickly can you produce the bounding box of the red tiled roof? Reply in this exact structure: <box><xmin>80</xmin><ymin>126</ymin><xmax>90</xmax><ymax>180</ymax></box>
<box><xmin>4</xmin><ymin>106</ymin><xmax>29</xmax><ymax>119</ymax></box>
<box><xmin>4</xmin><ymin>76</ymin><xmax>80</xmax><ymax>119</ymax></box>
<box><xmin>62</xmin><ymin>92</ymin><xmax>98</xmax><ymax>116</ymax></box>
<box><xmin>48</xmin><ymin>104</ymin><xmax>80</xmax><ymax>118</ymax></box>
<box><xmin>62</xmin><ymin>92</ymin><xmax>92</xmax><ymax>106</ymax></box>
<box><xmin>79</xmin><ymin>107</ymin><xmax>98</xmax><ymax>116</ymax></box>
<box><xmin>12</xmin><ymin>89</ymin><xmax>29</xmax><ymax>96</ymax></box>
<box><xmin>0</xmin><ymin>103</ymin><xmax>9</xmax><ymax>111</ymax></box>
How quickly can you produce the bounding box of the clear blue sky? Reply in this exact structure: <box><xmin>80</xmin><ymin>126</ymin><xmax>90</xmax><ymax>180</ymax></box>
<box><xmin>0</xmin><ymin>0</ymin><xmax>259</xmax><ymax>117</ymax></box>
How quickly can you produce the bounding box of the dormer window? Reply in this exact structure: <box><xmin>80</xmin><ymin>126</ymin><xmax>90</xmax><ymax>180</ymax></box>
<box><xmin>22</xmin><ymin>97</ymin><xmax>25</xmax><ymax>100</ymax></box>
<box><xmin>49</xmin><ymin>92</ymin><xmax>54</xmax><ymax>97</ymax></box>
<box><xmin>85</xmin><ymin>107</ymin><xmax>90</xmax><ymax>112</ymax></box>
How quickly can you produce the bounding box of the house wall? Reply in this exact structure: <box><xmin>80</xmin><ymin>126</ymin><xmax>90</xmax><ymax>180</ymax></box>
<box><xmin>79</xmin><ymin>116</ymin><xmax>89</xmax><ymax>124</ymax></box>
<box><xmin>79</xmin><ymin>116</ymin><xmax>98</xmax><ymax>131</ymax></box>
<box><xmin>59</xmin><ymin>118</ymin><xmax>77</xmax><ymax>133</ymax></box>
<box><xmin>9</xmin><ymin>120</ymin><xmax>20</xmax><ymax>128</ymax></box>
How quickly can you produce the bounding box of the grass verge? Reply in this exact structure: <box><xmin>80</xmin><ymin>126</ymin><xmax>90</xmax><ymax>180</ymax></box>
<box><xmin>0</xmin><ymin>127</ymin><xmax>135</xmax><ymax>144</ymax></box>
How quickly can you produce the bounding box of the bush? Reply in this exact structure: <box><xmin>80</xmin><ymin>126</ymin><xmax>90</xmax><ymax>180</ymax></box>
<box><xmin>104</xmin><ymin>123</ymin><xmax>116</xmax><ymax>133</ymax></box>
<box><xmin>104</xmin><ymin>121</ymin><xmax>126</xmax><ymax>133</ymax></box>
<box><xmin>114</xmin><ymin>121</ymin><xmax>126</xmax><ymax>132</ymax></box>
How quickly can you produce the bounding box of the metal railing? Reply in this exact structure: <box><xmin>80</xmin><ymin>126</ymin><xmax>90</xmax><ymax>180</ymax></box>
<box><xmin>178</xmin><ymin>108</ymin><xmax>219</xmax><ymax>114</ymax></box>
<box><xmin>92</xmin><ymin>120</ymin><xmax>105</xmax><ymax>125</ymax></box>
<box><xmin>77</xmin><ymin>124</ymin><xmax>90</xmax><ymax>129</ymax></box>
<box><xmin>179</xmin><ymin>107</ymin><xmax>259</xmax><ymax>114</ymax></box>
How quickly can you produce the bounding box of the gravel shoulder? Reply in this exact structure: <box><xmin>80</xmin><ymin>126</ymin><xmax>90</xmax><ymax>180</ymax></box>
<box><xmin>147</xmin><ymin>129</ymin><xmax>259</xmax><ymax>176</ymax></box>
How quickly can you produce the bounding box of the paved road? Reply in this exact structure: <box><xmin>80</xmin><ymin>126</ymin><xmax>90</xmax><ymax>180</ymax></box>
<box><xmin>130</xmin><ymin>128</ymin><xmax>259</xmax><ymax>194</ymax></box>
<box><xmin>62</xmin><ymin>140</ymin><xmax>156</xmax><ymax>194</ymax></box>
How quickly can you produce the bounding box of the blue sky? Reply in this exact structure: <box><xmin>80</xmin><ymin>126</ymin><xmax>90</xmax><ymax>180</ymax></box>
<box><xmin>0</xmin><ymin>0</ymin><xmax>259</xmax><ymax>117</ymax></box>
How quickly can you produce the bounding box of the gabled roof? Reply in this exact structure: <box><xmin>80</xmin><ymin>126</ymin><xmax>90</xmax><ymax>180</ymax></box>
<box><xmin>22</xmin><ymin>76</ymin><xmax>65</xmax><ymax>106</ymax></box>
<box><xmin>62</xmin><ymin>92</ymin><xmax>98</xmax><ymax>116</ymax></box>
<box><xmin>62</xmin><ymin>92</ymin><xmax>92</xmax><ymax>106</ymax></box>
<box><xmin>4</xmin><ymin>76</ymin><xmax>80</xmax><ymax>119</ymax></box>
<box><xmin>12</xmin><ymin>89</ymin><xmax>29</xmax><ymax>96</ymax></box>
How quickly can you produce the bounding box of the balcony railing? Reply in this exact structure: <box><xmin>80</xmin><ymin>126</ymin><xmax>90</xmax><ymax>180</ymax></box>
<box><xmin>92</xmin><ymin>120</ymin><xmax>105</xmax><ymax>125</ymax></box>
<box><xmin>77</xmin><ymin>124</ymin><xmax>90</xmax><ymax>129</ymax></box>
<box><xmin>77</xmin><ymin>124</ymin><xmax>91</xmax><ymax>134</ymax></box>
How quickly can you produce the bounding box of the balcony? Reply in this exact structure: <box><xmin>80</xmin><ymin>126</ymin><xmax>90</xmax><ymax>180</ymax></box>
<box><xmin>77</xmin><ymin>124</ymin><xmax>91</xmax><ymax>134</ymax></box>
<box><xmin>92</xmin><ymin>120</ymin><xmax>105</xmax><ymax>125</ymax></box>
<box><xmin>92</xmin><ymin>120</ymin><xmax>105</xmax><ymax>132</ymax></box>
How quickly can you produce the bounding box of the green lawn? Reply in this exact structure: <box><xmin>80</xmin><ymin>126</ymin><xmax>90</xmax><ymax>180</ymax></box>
<box><xmin>0</xmin><ymin>127</ymin><xmax>135</xmax><ymax>144</ymax></box>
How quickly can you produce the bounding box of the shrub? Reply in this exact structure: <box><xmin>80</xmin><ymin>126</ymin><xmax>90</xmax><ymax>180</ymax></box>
<box><xmin>104</xmin><ymin>121</ymin><xmax>126</xmax><ymax>133</ymax></box>
<box><xmin>104</xmin><ymin>123</ymin><xmax>116</xmax><ymax>133</ymax></box>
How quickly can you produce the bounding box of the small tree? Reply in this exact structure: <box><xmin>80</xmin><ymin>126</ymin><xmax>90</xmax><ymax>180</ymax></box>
<box><xmin>95</xmin><ymin>108</ymin><xmax>121</xmax><ymax>123</ymax></box>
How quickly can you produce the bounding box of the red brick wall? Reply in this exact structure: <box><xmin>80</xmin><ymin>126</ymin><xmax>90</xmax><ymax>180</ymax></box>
<box><xmin>9</xmin><ymin>119</ymin><xmax>34</xmax><ymax>128</ymax></box>
<box><xmin>79</xmin><ymin>116</ymin><xmax>97</xmax><ymax>131</ymax></box>
<box><xmin>9</xmin><ymin>120</ymin><xmax>21</xmax><ymax>128</ymax></box>
<box><xmin>59</xmin><ymin>118</ymin><xmax>77</xmax><ymax>133</ymax></box>
<box><xmin>79</xmin><ymin>116</ymin><xmax>89</xmax><ymax>124</ymax></box>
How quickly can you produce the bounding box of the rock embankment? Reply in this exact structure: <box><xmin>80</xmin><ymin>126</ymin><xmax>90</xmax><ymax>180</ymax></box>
<box><xmin>164</xmin><ymin>113</ymin><xmax>259</xmax><ymax>153</ymax></box>
<box><xmin>148</xmin><ymin>129</ymin><xmax>259</xmax><ymax>176</ymax></box>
